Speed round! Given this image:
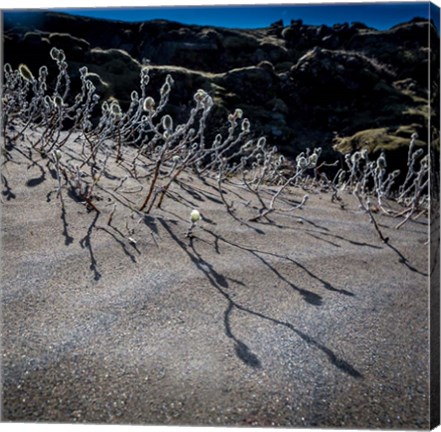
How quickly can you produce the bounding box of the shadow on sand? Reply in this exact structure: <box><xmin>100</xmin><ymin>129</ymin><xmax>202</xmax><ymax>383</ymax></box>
<box><xmin>159</xmin><ymin>219</ymin><xmax>362</xmax><ymax>379</ymax></box>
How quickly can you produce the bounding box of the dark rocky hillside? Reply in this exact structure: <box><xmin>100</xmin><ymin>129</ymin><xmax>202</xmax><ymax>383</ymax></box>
<box><xmin>2</xmin><ymin>11</ymin><xmax>440</xmax><ymax>163</ymax></box>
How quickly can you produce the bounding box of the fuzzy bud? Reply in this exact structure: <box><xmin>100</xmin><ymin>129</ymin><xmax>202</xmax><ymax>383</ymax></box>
<box><xmin>233</xmin><ymin>108</ymin><xmax>243</xmax><ymax>120</ymax></box>
<box><xmin>351</xmin><ymin>152</ymin><xmax>361</xmax><ymax>163</ymax></box>
<box><xmin>194</xmin><ymin>89</ymin><xmax>207</xmax><ymax>103</ymax></box>
<box><xmin>141</xmin><ymin>69</ymin><xmax>150</xmax><ymax>86</ymax></box>
<box><xmin>160</xmin><ymin>82</ymin><xmax>171</xmax><ymax>97</ymax></box>
<box><xmin>111</xmin><ymin>101</ymin><xmax>122</xmax><ymax>116</ymax></box>
<box><xmin>202</xmin><ymin>95</ymin><xmax>213</xmax><ymax>110</ymax></box>
<box><xmin>241</xmin><ymin>118</ymin><xmax>251</xmax><ymax>133</ymax></box>
<box><xmin>50</xmin><ymin>47</ymin><xmax>60</xmax><ymax>61</ymax></box>
<box><xmin>18</xmin><ymin>64</ymin><xmax>34</xmax><ymax>81</ymax></box>
<box><xmin>257</xmin><ymin>137</ymin><xmax>266</xmax><ymax>148</ymax></box>
<box><xmin>39</xmin><ymin>65</ymin><xmax>48</xmax><ymax>77</ymax></box>
<box><xmin>190</xmin><ymin>209</ymin><xmax>202</xmax><ymax>223</ymax></box>
<box><xmin>162</xmin><ymin>114</ymin><xmax>173</xmax><ymax>131</ymax></box>
<box><xmin>143</xmin><ymin>96</ymin><xmax>155</xmax><ymax>112</ymax></box>
<box><xmin>309</xmin><ymin>153</ymin><xmax>318</xmax><ymax>167</ymax></box>
<box><xmin>58</xmin><ymin>50</ymin><xmax>66</xmax><ymax>62</ymax></box>
<box><xmin>377</xmin><ymin>153</ymin><xmax>387</xmax><ymax>169</ymax></box>
<box><xmin>213</xmin><ymin>134</ymin><xmax>222</xmax><ymax>147</ymax></box>
<box><xmin>297</xmin><ymin>156</ymin><xmax>308</xmax><ymax>170</ymax></box>
<box><xmin>166</xmin><ymin>74</ymin><xmax>174</xmax><ymax>86</ymax></box>
<box><xmin>53</xmin><ymin>95</ymin><xmax>63</xmax><ymax>108</ymax></box>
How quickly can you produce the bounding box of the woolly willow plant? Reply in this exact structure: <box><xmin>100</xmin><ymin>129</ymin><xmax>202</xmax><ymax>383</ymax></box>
<box><xmin>186</xmin><ymin>209</ymin><xmax>202</xmax><ymax>237</ymax></box>
<box><xmin>246</xmin><ymin>147</ymin><xmax>319</xmax><ymax>222</ymax></box>
<box><xmin>3</xmin><ymin>63</ymin><xmax>43</xmax><ymax>140</ymax></box>
<box><xmin>2</xmin><ymin>47</ymin><xmax>274</xmax><ymax>221</ymax></box>
<box><xmin>138</xmin><ymin>87</ymin><xmax>215</xmax><ymax>212</ymax></box>
<box><xmin>342</xmin><ymin>134</ymin><xmax>429</xmax><ymax>230</ymax></box>
<box><xmin>3</xmin><ymin>48</ymin><xmax>99</xmax><ymax>156</ymax></box>
<box><xmin>353</xmin><ymin>181</ymin><xmax>389</xmax><ymax>243</ymax></box>
<box><xmin>2</xmin><ymin>47</ymin><xmax>430</xmax><ymax>240</ymax></box>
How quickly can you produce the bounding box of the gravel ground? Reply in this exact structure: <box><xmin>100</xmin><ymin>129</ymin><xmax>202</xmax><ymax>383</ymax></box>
<box><xmin>1</xmin><ymin>132</ymin><xmax>430</xmax><ymax>428</ymax></box>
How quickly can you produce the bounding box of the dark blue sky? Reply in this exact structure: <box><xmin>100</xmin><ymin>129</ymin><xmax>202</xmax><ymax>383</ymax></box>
<box><xmin>50</xmin><ymin>2</ymin><xmax>437</xmax><ymax>30</ymax></box>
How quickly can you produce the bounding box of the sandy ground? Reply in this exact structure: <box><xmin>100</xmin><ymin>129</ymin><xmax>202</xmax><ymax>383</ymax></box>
<box><xmin>1</xmin><ymin>130</ymin><xmax>430</xmax><ymax>428</ymax></box>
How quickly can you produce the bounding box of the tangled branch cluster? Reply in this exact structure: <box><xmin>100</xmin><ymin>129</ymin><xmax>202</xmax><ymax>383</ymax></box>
<box><xmin>1</xmin><ymin>48</ymin><xmax>429</xmax><ymax>241</ymax></box>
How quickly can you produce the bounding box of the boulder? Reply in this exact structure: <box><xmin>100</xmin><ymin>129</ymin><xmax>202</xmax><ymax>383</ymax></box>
<box><xmin>289</xmin><ymin>48</ymin><xmax>395</xmax><ymax>99</ymax></box>
<box><xmin>221</xmin><ymin>66</ymin><xmax>276</xmax><ymax>105</ymax></box>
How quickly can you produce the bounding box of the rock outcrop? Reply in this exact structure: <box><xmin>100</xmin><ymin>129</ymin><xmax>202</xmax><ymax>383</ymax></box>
<box><xmin>3</xmin><ymin>11</ymin><xmax>440</xmax><ymax>162</ymax></box>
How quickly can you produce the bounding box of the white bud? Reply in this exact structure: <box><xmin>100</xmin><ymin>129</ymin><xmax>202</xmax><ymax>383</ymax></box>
<box><xmin>257</xmin><ymin>137</ymin><xmax>266</xmax><ymax>148</ymax></box>
<box><xmin>54</xmin><ymin>149</ymin><xmax>62</xmax><ymax>161</ymax></box>
<box><xmin>162</xmin><ymin>114</ymin><xmax>173</xmax><ymax>131</ymax></box>
<box><xmin>18</xmin><ymin>64</ymin><xmax>34</xmax><ymax>81</ymax></box>
<box><xmin>309</xmin><ymin>153</ymin><xmax>318</xmax><ymax>167</ymax></box>
<box><xmin>50</xmin><ymin>47</ymin><xmax>60</xmax><ymax>61</ymax></box>
<box><xmin>194</xmin><ymin>89</ymin><xmax>207</xmax><ymax>102</ymax></box>
<box><xmin>53</xmin><ymin>95</ymin><xmax>63</xmax><ymax>107</ymax></box>
<box><xmin>143</xmin><ymin>96</ymin><xmax>155</xmax><ymax>112</ymax></box>
<box><xmin>190</xmin><ymin>209</ymin><xmax>201</xmax><ymax>223</ymax></box>
<box><xmin>241</xmin><ymin>118</ymin><xmax>250</xmax><ymax>133</ymax></box>
<box><xmin>297</xmin><ymin>156</ymin><xmax>308</xmax><ymax>169</ymax></box>
<box><xmin>111</xmin><ymin>101</ymin><xmax>122</xmax><ymax>116</ymax></box>
<box><xmin>377</xmin><ymin>153</ymin><xmax>387</xmax><ymax>169</ymax></box>
<box><xmin>233</xmin><ymin>108</ymin><xmax>243</xmax><ymax>119</ymax></box>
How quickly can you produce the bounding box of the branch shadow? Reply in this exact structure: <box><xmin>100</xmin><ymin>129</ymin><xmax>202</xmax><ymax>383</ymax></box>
<box><xmin>141</xmin><ymin>214</ymin><xmax>159</xmax><ymax>236</ymax></box>
<box><xmin>255</xmin><ymin>216</ymin><xmax>330</xmax><ymax>233</ymax></box>
<box><xmin>176</xmin><ymin>179</ymin><xmax>224</xmax><ymax>205</ymax></box>
<box><xmin>25</xmin><ymin>163</ymin><xmax>46</xmax><ymax>188</ymax></box>
<box><xmin>224</xmin><ymin>302</ymin><xmax>262</xmax><ymax>369</ymax></box>
<box><xmin>45</xmin><ymin>187</ymin><xmax>74</xmax><ymax>246</ymax></box>
<box><xmin>176</xmin><ymin>180</ymin><xmax>206</xmax><ymax>202</ymax></box>
<box><xmin>159</xmin><ymin>219</ymin><xmax>362</xmax><ymax>378</ymax></box>
<box><xmin>306</xmin><ymin>224</ymin><xmax>426</xmax><ymax>276</ymax></box>
<box><xmin>79</xmin><ymin>212</ymin><xmax>101</xmax><ymax>281</ymax></box>
<box><xmin>1</xmin><ymin>174</ymin><xmax>16</xmax><ymax>200</ymax></box>
<box><xmin>59</xmin><ymin>194</ymin><xmax>74</xmax><ymax>246</ymax></box>
<box><xmin>204</xmin><ymin>228</ymin><xmax>354</xmax><ymax>298</ymax></box>
<box><xmin>223</xmin><ymin>200</ymin><xmax>266</xmax><ymax>235</ymax></box>
<box><xmin>304</xmin><ymin>228</ymin><xmax>383</xmax><ymax>249</ymax></box>
<box><xmin>306</xmin><ymin>232</ymin><xmax>342</xmax><ymax>248</ymax></box>
<box><xmin>96</xmin><ymin>226</ymin><xmax>138</xmax><ymax>263</ymax></box>
<box><xmin>172</xmin><ymin>178</ymin><xmax>266</xmax><ymax>235</ymax></box>
<box><xmin>161</xmin><ymin>189</ymin><xmax>198</xmax><ymax>209</ymax></box>
<box><xmin>385</xmin><ymin>241</ymin><xmax>428</xmax><ymax>276</ymax></box>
